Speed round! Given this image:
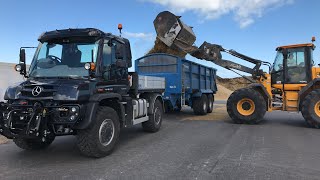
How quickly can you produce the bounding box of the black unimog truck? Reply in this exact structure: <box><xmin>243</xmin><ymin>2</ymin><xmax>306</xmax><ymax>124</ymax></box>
<box><xmin>0</xmin><ymin>28</ymin><xmax>165</xmax><ymax>158</ymax></box>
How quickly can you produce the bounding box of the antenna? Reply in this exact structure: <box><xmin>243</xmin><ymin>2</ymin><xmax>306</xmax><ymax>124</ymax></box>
<box><xmin>118</xmin><ymin>24</ymin><xmax>123</xmax><ymax>37</ymax></box>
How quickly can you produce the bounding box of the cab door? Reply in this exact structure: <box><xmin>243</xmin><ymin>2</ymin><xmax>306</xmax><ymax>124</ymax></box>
<box><xmin>285</xmin><ymin>47</ymin><xmax>311</xmax><ymax>84</ymax></box>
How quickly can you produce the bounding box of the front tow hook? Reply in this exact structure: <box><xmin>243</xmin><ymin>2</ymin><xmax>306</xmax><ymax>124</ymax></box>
<box><xmin>26</xmin><ymin>102</ymin><xmax>43</xmax><ymax>136</ymax></box>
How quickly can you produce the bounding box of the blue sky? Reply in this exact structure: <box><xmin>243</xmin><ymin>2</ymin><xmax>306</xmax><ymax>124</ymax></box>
<box><xmin>0</xmin><ymin>0</ymin><xmax>319</xmax><ymax>78</ymax></box>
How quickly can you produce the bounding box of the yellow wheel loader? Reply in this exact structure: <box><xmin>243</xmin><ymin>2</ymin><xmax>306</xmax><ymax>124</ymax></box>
<box><xmin>153</xmin><ymin>11</ymin><xmax>320</xmax><ymax>128</ymax></box>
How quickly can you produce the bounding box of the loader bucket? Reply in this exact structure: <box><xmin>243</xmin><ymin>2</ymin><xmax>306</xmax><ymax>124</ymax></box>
<box><xmin>154</xmin><ymin>11</ymin><xmax>196</xmax><ymax>51</ymax></box>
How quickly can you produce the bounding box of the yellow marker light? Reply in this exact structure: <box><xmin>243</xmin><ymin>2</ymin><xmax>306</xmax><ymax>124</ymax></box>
<box><xmin>90</xmin><ymin>62</ymin><xmax>96</xmax><ymax>71</ymax></box>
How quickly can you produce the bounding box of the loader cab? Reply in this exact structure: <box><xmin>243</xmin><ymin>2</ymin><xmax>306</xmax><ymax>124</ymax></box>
<box><xmin>271</xmin><ymin>43</ymin><xmax>315</xmax><ymax>87</ymax></box>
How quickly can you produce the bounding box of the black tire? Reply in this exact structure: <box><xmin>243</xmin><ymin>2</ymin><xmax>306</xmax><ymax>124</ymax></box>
<box><xmin>207</xmin><ymin>94</ymin><xmax>214</xmax><ymax>113</ymax></box>
<box><xmin>227</xmin><ymin>88</ymin><xmax>266</xmax><ymax>124</ymax></box>
<box><xmin>193</xmin><ymin>94</ymin><xmax>208</xmax><ymax>115</ymax></box>
<box><xmin>301</xmin><ymin>89</ymin><xmax>320</xmax><ymax>128</ymax></box>
<box><xmin>76</xmin><ymin>106</ymin><xmax>120</xmax><ymax>158</ymax></box>
<box><xmin>13</xmin><ymin>134</ymin><xmax>55</xmax><ymax>150</ymax></box>
<box><xmin>142</xmin><ymin>100</ymin><xmax>163</xmax><ymax>132</ymax></box>
<box><xmin>174</xmin><ymin>101</ymin><xmax>182</xmax><ymax>112</ymax></box>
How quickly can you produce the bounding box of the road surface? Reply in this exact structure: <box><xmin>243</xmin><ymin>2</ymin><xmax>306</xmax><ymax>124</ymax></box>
<box><xmin>0</xmin><ymin>102</ymin><xmax>320</xmax><ymax>180</ymax></box>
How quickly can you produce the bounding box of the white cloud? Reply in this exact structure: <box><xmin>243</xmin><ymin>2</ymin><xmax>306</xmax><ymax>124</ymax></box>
<box><xmin>123</xmin><ymin>31</ymin><xmax>154</xmax><ymax>41</ymax></box>
<box><xmin>144</xmin><ymin>0</ymin><xmax>294</xmax><ymax>28</ymax></box>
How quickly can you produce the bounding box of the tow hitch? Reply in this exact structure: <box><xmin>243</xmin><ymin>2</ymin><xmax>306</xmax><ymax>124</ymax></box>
<box><xmin>2</xmin><ymin>102</ymin><xmax>48</xmax><ymax>139</ymax></box>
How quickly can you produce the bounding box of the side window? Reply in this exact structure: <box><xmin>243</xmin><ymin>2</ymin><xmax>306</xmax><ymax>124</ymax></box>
<box><xmin>102</xmin><ymin>42</ymin><xmax>114</xmax><ymax>67</ymax></box>
<box><xmin>286</xmin><ymin>48</ymin><xmax>307</xmax><ymax>83</ymax></box>
<box><xmin>287</xmin><ymin>48</ymin><xmax>305</xmax><ymax>67</ymax></box>
<box><xmin>296</xmin><ymin>52</ymin><xmax>305</xmax><ymax>66</ymax></box>
<box><xmin>77</xmin><ymin>44</ymin><xmax>98</xmax><ymax>63</ymax></box>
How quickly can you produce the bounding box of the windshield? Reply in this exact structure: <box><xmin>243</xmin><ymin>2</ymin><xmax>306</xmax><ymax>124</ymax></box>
<box><xmin>272</xmin><ymin>51</ymin><xmax>283</xmax><ymax>72</ymax></box>
<box><xmin>29</xmin><ymin>41</ymin><xmax>99</xmax><ymax>78</ymax></box>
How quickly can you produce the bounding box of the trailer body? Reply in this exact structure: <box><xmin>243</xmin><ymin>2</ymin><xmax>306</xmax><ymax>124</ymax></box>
<box><xmin>136</xmin><ymin>53</ymin><xmax>217</xmax><ymax>113</ymax></box>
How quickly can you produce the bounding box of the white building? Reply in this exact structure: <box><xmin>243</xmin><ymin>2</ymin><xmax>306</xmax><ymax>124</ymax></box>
<box><xmin>0</xmin><ymin>62</ymin><xmax>26</xmax><ymax>101</ymax></box>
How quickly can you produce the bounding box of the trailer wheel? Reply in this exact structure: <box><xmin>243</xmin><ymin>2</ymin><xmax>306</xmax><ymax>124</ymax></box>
<box><xmin>76</xmin><ymin>106</ymin><xmax>120</xmax><ymax>158</ymax></box>
<box><xmin>301</xmin><ymin>89</ymin><xmax>320</xmax><ymax>128</ymax></box>
<box><xmin>207</xmin><ymin>94</ymin><xmax>214</xmax><ymax>113</ymax></box>
<box><xmin>227</xmin><ymin>88</ymin><xmax>266</xmax><ymax>124</ymax></box>
<box><xmin>193</xmin><ymin>94</ymin><xmax>208</xmax><ymax>115</ymax></box>
<box><xmin>142</xmin><ymin>100</ymin><xmax>163</xmax><ymax>132</ymax></box>
<box><xmin>13</xmin><ymin>134</ymin><xmax>55</xmax><ymax>150</ymax></box>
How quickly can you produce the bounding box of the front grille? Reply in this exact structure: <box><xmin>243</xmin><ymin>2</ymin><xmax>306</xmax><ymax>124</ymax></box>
<box><xmin>21</xmin><ymin>85</ymin><xmax>56</xmax><ymax>98</ymax></box>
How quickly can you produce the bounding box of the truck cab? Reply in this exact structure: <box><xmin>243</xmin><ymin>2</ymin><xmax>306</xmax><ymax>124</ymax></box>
<box><xmin>0</xmin><ymin>28</ymin><xmax>164</xmax><ymax>158</ymax></box>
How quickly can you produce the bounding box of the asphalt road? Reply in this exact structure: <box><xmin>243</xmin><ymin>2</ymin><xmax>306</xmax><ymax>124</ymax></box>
<box><xmin>1</xmin><ymin>102</ymin><xmax>320</xmax><ymax>180</ymax></box>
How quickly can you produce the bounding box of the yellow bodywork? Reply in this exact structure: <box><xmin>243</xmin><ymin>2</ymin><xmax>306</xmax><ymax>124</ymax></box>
<box><xmin>257</xmin><ymin>67</ymin><xmax>320</xmax><ymax>112</ymax></box>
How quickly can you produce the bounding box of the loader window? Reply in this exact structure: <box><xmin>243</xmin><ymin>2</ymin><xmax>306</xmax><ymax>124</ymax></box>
<box><xmin>271</xmin><ymin>51</ymin><xmax>284</xmax><ymax>84</ymax></box>
<box><xmin>272</xmin><ymin>52</ymin><xmax>283</xmax><ymax>72</ymax></box>
<box><xmin>286</xmin><ymin>48</ymin><xmax>308</xmax><ymax>84</ymax></box>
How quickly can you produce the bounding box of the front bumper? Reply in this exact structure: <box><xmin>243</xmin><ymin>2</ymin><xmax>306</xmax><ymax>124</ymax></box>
<box><xmin>0</xmin><ymin>100</ymin><xmax>84</xmax><ymax>139</ymax></box>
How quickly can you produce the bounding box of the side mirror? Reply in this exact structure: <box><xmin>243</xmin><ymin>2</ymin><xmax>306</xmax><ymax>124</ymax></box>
<box><xmin>17</xmin><ymin>48</ymin><xmax>27</xmax><ymax>76</ymax></box>
<box><xmin>19</xmin><ymin>49</ymin><xmax>26</xmax><ymax>63</ymax></box>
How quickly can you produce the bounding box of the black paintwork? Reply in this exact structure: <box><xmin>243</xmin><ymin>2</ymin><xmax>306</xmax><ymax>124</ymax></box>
<box><xmin>0</xmin><ymin>28</ymin><xmax>135</xmax><ymax>139</ymax></box>
<box><xmin>5</xmin><ymin>78</ymin><xmax>92</xmax><ymax>101</ymax></box>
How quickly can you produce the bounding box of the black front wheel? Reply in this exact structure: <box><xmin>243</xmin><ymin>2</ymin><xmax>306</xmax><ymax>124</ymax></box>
<box><xmin>13</xmin><ymin>134</ymin><xmax>55</xmax><ymax>150</ymax></box>
<box><xmin>76</xmin><ymin>106</ymin><xmax>120</xmax><ymax>158</ymax></box>
<box><xmin>227</xmin><ymin>88</ymin><xmax>266</xmax><ymax>124</ymax></box>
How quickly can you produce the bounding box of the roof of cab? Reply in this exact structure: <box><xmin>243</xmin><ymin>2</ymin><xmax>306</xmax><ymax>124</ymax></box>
<box><xmin>276</xmin><ymin>43</ymin><xmax>315</xmax><ymax>50</ymax></box>
<box><xmin>38</xmin><ymin>28</ymin><xmax>127</xmax><ymax>43</ymax></box>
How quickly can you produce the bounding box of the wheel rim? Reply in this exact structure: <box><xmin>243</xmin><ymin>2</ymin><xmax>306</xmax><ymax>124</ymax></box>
<box><xmin>99</xmin><ymin>119</ymin><xmax>115</xmax><ymax>146</ymax></box>
<box><xmin>314</xmin><ymin>101</ymin><xmax>320</xmax><ymax>117</ymax></box>
<box><xmin>237</xmin><ymin>98</ymin><xmax>255</xmax><ymax>116</ymax></box>
<box><xmin>154</xmin><ymin>107</ymin><xmax>161</xmax><ymax>124</ymax></box>
<box><xmin>208</xmin><ymin>98</ymin><xmax>213</xmax><ymax>110</ymax></box>
<box><xmin>203</xmin><ymin>100</ymin><xmax>207</xmax><ymax>112</ymax></box>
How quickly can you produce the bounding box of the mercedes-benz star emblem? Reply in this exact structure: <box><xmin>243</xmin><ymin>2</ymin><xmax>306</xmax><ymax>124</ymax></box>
<box><xmin>32</xmin><ymin>86</ymin><xmax>43</xmax><ymax>97</ymax></box>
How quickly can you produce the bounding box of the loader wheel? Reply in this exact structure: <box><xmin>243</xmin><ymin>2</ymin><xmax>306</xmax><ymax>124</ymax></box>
<box><xmin>13</xmin><ymin>134</ymin><xmax>55</xmax><ymax>150</ymax></box>
<box><xmin>301</xmin><ymin>89</ymin><xmax>320</xmax><ymax>128</ymax></box>
<box><xmin>207</xmin><ymin>94</ymin><xmax>214</xmax><ymax>113</ymax></box>
<box><xmin>142</xmin><ymin>100</ymin><xmax>163</xmax><ymax>132</ymax></box>
<box><xmin>193</xmin><ymin>94</ymin><xmax>208</xmax><ymax>115</ymax></box>
<box><xmin>227</xmin><ymin>88</ymin><xmax>266</xmax><ymax>124</ymax></box>
<box><xmin>77</xmin><ymin>107</ymin><xmax>120</xmax><ymax>158</ymax></box>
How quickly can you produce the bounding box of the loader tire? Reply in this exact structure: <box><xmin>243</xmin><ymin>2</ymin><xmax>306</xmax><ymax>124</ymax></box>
<box><xmin>227</xmin><ymin>88</ymin><xmax>266</xmax><ymax>124</ymax></box>
<box><xmin>207</xmin><ymin>94</ymin><xmax>214</xmax><ymax>113</ymax></box>
<box><xmin>142</xmin><ymin>100</ymin><xmax>163</xmax><ymax>132</ymax></box>
<box><xmin>301</xmin><ymin>89</ymin><xmax>320</xmax><ymax>128</ymax></box>
<box><xmin>77</xmin><ymin>107</ymin><xmax>120</xmax><ymax>158</ymax></box>
<box><xmin>193</xmin><ymin>94</ymin><xmax>208</xmax><ymax>115</ymax></box>
<box><xmin>13</xmin><ymin>134</ymin><xmax>55</xmax><ymax>150</ymax></box>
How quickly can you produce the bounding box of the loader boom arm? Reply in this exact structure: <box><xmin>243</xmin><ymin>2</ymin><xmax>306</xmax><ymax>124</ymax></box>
<box><xmin>153</xmin><ymin>11</ymin><xmax>269</xmax><ymax>80</ymax></box>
